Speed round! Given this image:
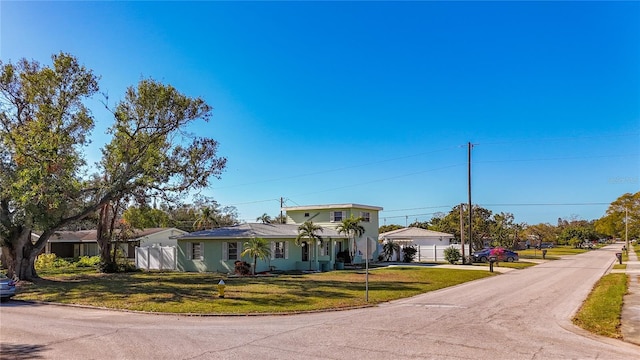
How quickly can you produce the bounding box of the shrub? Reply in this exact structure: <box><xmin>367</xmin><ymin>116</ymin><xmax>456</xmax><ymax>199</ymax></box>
<box><xmin>234</xmin><ymin>261</ymin><xmax>251</xmax><ymax>276</ymax></box>
<box><xmin>403</xmin><ymin>245</ymin><xmax>417</xmax><ymax>263</ymax></box>
<box><xmin>490</xmin><ymin>247</ymin><xmax>505</xmax><ymax>261</ymax></box>
<box><xmin>569</xmin><ymin>237</ymin><xmax>582</xmax><ymax>248</ymax></box>
<box><xmin>444</xmin><ymin>247</ymin><xmax>461</xmax><ymax>264</ymax></box>
<box><xmin>336</xmin><ymin>250</ymin><xmax>351</xmax><ymax>264</ymax></box>
<box><xmin>75</xmin><ymin>256</ymin><xmax>101</xmax><ymax>268</ymax></box>
<box><xmin>35</xmin><ymin>254</ymin><xmax>71</xmax><ymax>270</ymax></box>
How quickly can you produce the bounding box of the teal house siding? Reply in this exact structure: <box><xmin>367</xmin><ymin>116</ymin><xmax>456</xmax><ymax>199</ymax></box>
<box><xmin>282</xmin><ymin>203</ymin><xmax>383</xmax><ymax>263</ymax></box>
<box><xmin>177</xmin><ymin>223</ymin><xmax>347</xmax><ymax>273</ymax></box>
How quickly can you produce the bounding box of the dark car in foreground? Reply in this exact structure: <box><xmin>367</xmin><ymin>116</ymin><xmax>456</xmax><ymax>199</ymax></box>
<box><xmin>473</xmin><ymin>248</ymin><xmax>519</xmax><ymax>262</ymax></box>
<box><xmin>1</xmin><ymin>273</ymin><xmax>17</xmax><ymax>301</ymax></box>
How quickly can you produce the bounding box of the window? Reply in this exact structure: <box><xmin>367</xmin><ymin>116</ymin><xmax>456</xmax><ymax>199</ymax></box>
<box><xmin>272</xmin><ymin>241</ymin><xmax>287</xmax><ymax>259</ymax></box>
<box><xmin>188</xmin><ymin>242</ymin><xmax>204</xmax><ymax>260</ymax></box>
<box><xmin>227</xmin><ymin>242</ymin><xmax>238</xmax><ymax>260</ymax></box>
<box><xmin>330</xmin><ymin>211</ymin><xmax>345</xmax><ymax>222</ymax></box>
<box><xmin>319</xmin><ymin>240</ymin><xmax>330</xmax><ymax>256</ymax></box>
<box><xmin>192</xmin><ymin>243</ymin><xmax>202</xmax><ymax>260</ymax></box>
<box><xmin>223</xmin><ymin>242</ymin><xmax>241</xmax><ymax>261</ymax></box>
<box><xmin>360</xmin><ymin>212</ymin><xmax>371</xmax><ymax>222</ymax></box>
<box><xmin>304</xmin><ymin>212</ymin><xmax>310</xmax><ymax>217</ymax></box>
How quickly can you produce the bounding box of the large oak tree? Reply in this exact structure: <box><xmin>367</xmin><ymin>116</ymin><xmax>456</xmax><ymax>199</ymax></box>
<box><xmin>0</xmin><ymin>53</ymin><xmax>226</xmax><ymax>280</ymax></box>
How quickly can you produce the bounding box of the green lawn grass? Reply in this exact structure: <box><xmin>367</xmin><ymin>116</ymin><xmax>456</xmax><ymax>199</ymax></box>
<box><xmin>518</xmin><ymin>246</ymin><xmax>591</xmax><ymax>260</ymax></box>
<box><xmin>16</xmin><ymin>267</ymin><xmax>495</xmax><ymax>314</ymax></box>
<box><xmin>612</xmin><ymin>264</ymin><xmax>627</xmax><ymax>270</ymax></box>
<box><xmin>573</xmin><ymin>273</ymin><xmax>627</xmax><ymax>338</ymax></box>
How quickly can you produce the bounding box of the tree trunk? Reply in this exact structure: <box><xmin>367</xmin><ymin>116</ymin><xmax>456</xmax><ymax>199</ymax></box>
<box><xmin>2</xmin><ymin>228</ymin><xmax>43</xmax><ymax>281</ymax></box>
<box><xmin>96</xmin><ymin>203</ymin><xmax>115</xmax><ymax>270</ymax></box>
<box><xmin>253</xmin><ymin>255</ymin><xmax>257</xmax><ymax>275</ymax></box>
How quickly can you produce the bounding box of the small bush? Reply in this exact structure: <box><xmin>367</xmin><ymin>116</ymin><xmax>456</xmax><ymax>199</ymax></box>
<box><xmin>75</xmin><ymin>256</ymin><xmax>101</xmax><ymax>268</ymax></box>
<box><xmin>336</xmin><ymin>250</ymin><xmax>351</xmax><ymax>264</ymax></box>
<box><xmin>234</xmin><ymin>261</ymin><xmax>251</xmax><ymax>276</ymax></box>
<box><xmin>35</xmin><ymin>254</ymin><xmax>71</xmax><ymax>270</ymax></box>
<box><xmin>403</xmin><ymin>245</ymin><xmax>417</xmax><ymax>263</ymax></box>
<box><xmin>444</xmin><ymin>247</ymin><xmax>461</xmax><ymax>264</ymax></box>
<box><xmin>99</xmin><ymin>259</ymin><xmax>137</xmax><ymax>273</ymax></box>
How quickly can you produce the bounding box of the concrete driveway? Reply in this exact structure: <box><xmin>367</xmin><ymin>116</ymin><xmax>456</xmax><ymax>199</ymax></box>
<box><xmin>1</xmin><ymin>245</ymin><xmax>638</xmax><ymax>359</ymax></box>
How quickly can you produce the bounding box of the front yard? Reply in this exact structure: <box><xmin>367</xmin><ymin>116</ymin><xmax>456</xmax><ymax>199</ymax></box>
<box><xmin>15</xmin><ymin>267</ymin><xmax>495</xmax><ymax>314</ymax></box>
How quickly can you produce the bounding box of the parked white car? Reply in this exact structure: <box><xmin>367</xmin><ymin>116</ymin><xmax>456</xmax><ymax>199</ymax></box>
<box><xmin>0</xmin><ymin>273</ymin><xmax>17</xmax><ymax>301</ymax></box>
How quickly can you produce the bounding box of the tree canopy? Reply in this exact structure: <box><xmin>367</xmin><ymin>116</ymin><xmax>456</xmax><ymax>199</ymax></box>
<box><xmin>595</xmin><ymin>192</ymin><xmax>639</xmax><ymax>241</ymax></box>
<box><xmin>0</xmin><ymin>53</ymin><xmax>227</xmax><ymax>280</ymax></box>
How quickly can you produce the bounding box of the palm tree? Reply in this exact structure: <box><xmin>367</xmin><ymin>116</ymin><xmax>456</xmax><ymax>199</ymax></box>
<box><xmin>193</xmin><ymin>207</ymin><xmax>218</xmax><ymax>230</ymax></box>
<box><xmin>336</xmin><ymin>216</ymin><xmax>365</xmax><ymax>259</ymax></box>
<box><xmin>241</xmin><ymin>237</ymin><xmax>271</xmax><ymax>275</ymax></box>
<box><xmin>382</xmin><ymin>240</ymin><xmax>400</xmax><ymax>261</ymax></box>
<box><xmin>256</xmin><ymin>213</ymin><xmax>272</xmax><ymax>224</ymax></box>
<box><xmin>295</xmin><ymin>221</ymin><xmax>323</xmax><ymax>270</ymax></box>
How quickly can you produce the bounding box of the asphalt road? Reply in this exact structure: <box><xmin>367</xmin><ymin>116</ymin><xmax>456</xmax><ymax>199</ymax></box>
<box><xmin>1</xmin><ymin>245</ymin><xmax>639</xmax><ymax>359</ymax></box>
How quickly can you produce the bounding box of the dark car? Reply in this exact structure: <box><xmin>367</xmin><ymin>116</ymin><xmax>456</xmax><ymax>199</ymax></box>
<box><xmin>472</xmin><ymin>248</ymin><xmax>519</xmax><ymax>262</ymax></box>
<box><xmin>0</xmin><ymin>273</ymin><xmax>16</xmax><ymax>301</ymax></box>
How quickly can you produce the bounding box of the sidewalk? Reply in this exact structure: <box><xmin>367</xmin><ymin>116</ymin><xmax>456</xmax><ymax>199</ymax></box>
<box><xmin>620</xmin><ymin>244</ymin><xmax>640</xmax><ymax>346</ymax></box>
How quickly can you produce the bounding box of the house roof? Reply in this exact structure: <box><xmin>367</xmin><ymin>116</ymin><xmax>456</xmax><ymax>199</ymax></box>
<box><xmin>282</xmin><ymin>203</ymin><xmax>383</xmax><ymax>212</ymax></box>
<box><xmin>50</xmin><ymin>230</ymin><xmax>97</xmax><ymax>242</ymax></box>
<box><xmin>179</xmin><ymin>223</ymin><xmax>347</xmax><ymax>240</ymax></box>
<box><xmin>379</xmin><ymin>227</ymin><xmax>454</xmax><ymax>240</ymax></box>
<box><xmin>48</xmin><ymin>228</ymin><xmax>185</xmax><ymax>242</ymax></box>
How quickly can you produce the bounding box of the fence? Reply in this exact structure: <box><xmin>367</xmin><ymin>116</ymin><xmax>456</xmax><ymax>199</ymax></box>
<box><xmin>416</xmin><ymin>244</ymin><xmax>463</xmax><ymax>262</ymax></box>
<box><xmin>135</xmin><ymin>245</ymin><xmax>177</xmax><ymax>270</ymax></box>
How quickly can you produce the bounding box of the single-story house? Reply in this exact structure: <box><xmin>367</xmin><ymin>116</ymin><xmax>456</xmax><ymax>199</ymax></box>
<box><xmin>45</xmin><ymin>228</ymin><xmax>186</xmax><ymax>259</ymax></box>
<box><xmin>177</xmin><ymin>223</ymin><xmax>348</xmax><ymax>273</ymax></box>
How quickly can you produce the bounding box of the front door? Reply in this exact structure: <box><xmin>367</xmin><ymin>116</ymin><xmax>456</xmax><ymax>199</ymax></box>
<box><xmin>302</xmin><ymin>241</ymin><xmax>309</xmax><ymax>261</ymax></box>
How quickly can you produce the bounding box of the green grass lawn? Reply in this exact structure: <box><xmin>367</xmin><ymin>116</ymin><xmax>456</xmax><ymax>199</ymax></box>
<box><xmin>15</xmin><ymin>267</ymin><xmax>495</xmax><ymax>314</ymax></box>
<box><xmin>518</xmin><ymin>246</ymin><xmax>592</xmax><ymax>260</ymax></box>
<box><xmin>573</xmin><ymin>273</ymin><xmax>627</xmax><ymax>338</ymax></box>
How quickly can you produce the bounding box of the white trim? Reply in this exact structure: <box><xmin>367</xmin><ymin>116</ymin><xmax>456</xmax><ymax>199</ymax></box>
<box><xmin>270</xmin><ymin>241</ymin><xmax>276</xmax><ymax>260</ymax></box>
<box><xmin>283</xmin><ymin>203</ymin><xmax>383</xmax><ymax>211</ymax></box>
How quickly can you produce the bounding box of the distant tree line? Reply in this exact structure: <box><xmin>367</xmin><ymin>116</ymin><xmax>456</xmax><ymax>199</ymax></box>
<box><xmin>380</xmin><ymin>191</ymin><xmax>640</xmax><ymax>250</ymax></box>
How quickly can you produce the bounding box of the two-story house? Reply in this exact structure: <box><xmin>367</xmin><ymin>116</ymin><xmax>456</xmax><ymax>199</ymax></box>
<box><xmin>176</xmin><ymin>203</ymin><xmax>382</xmax><ymax>273</ymax></box>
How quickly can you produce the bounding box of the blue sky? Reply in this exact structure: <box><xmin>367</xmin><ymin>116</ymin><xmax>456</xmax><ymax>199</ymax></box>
<box><xmin>2</xmin><ymin>1</ymin><xmax>639</xmax><ymax>226</ymax></box>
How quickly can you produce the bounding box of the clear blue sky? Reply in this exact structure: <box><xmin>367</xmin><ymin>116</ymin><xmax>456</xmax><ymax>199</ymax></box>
<box><xmin>2</xmin><ymin>1</ymin><xmax>639</xmax><ymax>226</ymax></box>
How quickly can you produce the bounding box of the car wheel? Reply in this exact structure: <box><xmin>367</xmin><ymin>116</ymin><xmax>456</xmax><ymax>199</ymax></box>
<box><xmin>506</xmin><ymin>257</ymin><xmax>514</xmax><ymax>262</ymax></box>
<box><xmin>480</xmin><ymin>256</ymin><xmax>488</xmax><ymax>262</ymax></box>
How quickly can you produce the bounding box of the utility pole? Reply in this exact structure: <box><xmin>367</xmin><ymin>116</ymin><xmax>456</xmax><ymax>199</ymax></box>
<box><xmin>468</xmin><ymin>142</ymin><xmax>473</xmax><ymax>259</ymax></box>
<box><xmin>626</xmin><ymin>207</ymin><xmax>629</xmax><ymax>253</ymax></box>
<box><xmin>460</xmin><ymin>203</ymin><xmax>465</xmax><ymax>264</ymax></box>
<box><xmin>280</xmin><ymin>197</ymin><xmax>284</xmax><ymax>224</ymax></box>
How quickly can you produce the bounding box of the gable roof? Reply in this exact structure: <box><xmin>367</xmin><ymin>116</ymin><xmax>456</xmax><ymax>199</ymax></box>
<box><xmin>379</xmin><ymin>227</ymin><xmax>454</xmax><ymax>240</ymax></box>
<box><xmin>179</xmin><ymin>223</ymin><xmax>346</xmax><ymax>240</ymax></box>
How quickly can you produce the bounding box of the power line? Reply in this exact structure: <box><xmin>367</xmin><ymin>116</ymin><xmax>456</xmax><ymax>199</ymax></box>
<box><xmin>288</xmin><ymin>163</ymin><xmax>465</xmax><ymax>199</ymax></box>
<box><xmin>382</xmin><ymin>205</ymin><xmax>452</xmax><ymax>213</ymax></box>
<box><xmin>476</xmin><ymin>132</ymin><xmax>640</xmax><ymax>146</ymax></box>
<box><xmin>481</xmin><ymin>202</ymin><xmax>610</xmax><ymax>207</ymax></box>
<box><xmin>476</xmin><ymin>153</ymin><xmax>638</xmax><ymax>165</ymax></box>
<box><xmin>211</xmin><ymin>145</ymin><xmax>461</xmax><ymax>190</ymax></box>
